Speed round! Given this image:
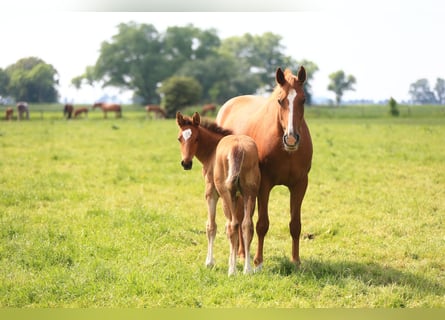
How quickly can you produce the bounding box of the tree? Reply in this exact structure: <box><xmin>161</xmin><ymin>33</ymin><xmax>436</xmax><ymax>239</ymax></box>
<box><xmin>408</xmin><ymin>79</ymin><xmax>436</xmax><ymax>104</ymax></box>
<box><xmin>4</xmin><ymin>57</ymin><xmax>59</xmax><ymax>102</ymax></box>
<box><xmin>434</xmin><ymin>78</ymin><xmax>445</xmax><ymax>104</ymax></box>
<box><xmin>0</xmin><ymin>68</ymin><xmax>9</xmax><ymax>96</ymax></box>
<box><xmin>158</xmin><ymin>76</ymin><xmax>202</xmax><ymax>118</ymax></box>
<box><xmin>73</xmin><ymin>22</ymin><xmax>319</xmax><ymax>106</ymax></box>
<box><xmin>73</xmin><ymin>22</ymin><xmax>220</xmax><ymax>104</ymax></box>
<box><xmin>327</xmin><ymin>70</ymin><xmax>356</xmax><ymax>106</ymax></box>
<box><xmin>219</xmin><ymin>33</ymin><xmax>295</xmax><ymax>90</ymax></box>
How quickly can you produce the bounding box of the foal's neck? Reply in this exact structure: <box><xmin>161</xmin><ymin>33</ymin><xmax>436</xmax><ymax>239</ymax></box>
<box><xmin>195</xmin><ymin>126</ymin><xmax>224</xmax><ymax>167</ymax></box>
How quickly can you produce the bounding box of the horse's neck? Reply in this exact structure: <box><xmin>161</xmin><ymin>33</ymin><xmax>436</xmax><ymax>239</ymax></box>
<box><xmin>252</xmin><ymin>101</ymin><xmax>282</xmax><ymax>136</ymax></box>
<box><xmin>195</xmin><ymin>127</ymin><xmax>223</xmax><ymax>169</ymax></box>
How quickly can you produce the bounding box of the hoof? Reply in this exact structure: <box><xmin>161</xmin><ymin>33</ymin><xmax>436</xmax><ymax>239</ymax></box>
<box><xmin>254</xmin><ymin>263</ymin><xmax>263</xmax><ymax>273</ymax></box>
<box><xmin>243</xmin><ymin>267</ymin><xmax>253</xmax><ymax>275</ymax></box>
<box><xmin>205</xmin><ymin>259</ymin><xmax>215</xmax><ymax>268</ymax></box>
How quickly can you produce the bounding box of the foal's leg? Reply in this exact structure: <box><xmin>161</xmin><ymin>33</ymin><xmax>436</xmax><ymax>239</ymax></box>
<box><xmin>220</xmin><ymin>190</ymin><xmax>239</xmax><ymax>276</ymax></box>
<box><xmin>235</xmin><ymin>196</ymin><xmax>245</xmax><ymax>259</ymax></box>
<box><xmin>205</xmin><ymin>180</ymin><xmax>218</xmax><ymax>268</ymax></box>
<box><xmin>242</xmin><ymin>193</ymin><xmax>255</xmax><ymax>274</ymax></box>
<box><xmin>289</xmin><ymin>175</ymin><xmax>308</xmax><ymax>266</ymax></box>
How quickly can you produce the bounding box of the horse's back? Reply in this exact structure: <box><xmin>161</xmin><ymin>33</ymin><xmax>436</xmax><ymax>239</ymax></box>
<box><xmin>216</xmin><ymin>95</ymin><xmax>266</xmax><ymax>133</ymax></box>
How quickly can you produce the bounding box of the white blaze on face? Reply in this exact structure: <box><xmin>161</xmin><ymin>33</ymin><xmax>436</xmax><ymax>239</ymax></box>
<box><xmin>182</xmin><ymin>128</ymin><xmax>192</xmax><ymax>141</ymax></box>
<box><xmin>287</xmin><ymin>89</ymin><xmax>297</xmax><ymax>135</ymax></box>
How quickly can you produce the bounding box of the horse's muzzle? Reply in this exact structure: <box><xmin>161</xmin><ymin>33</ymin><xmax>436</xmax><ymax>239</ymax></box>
<box><xmin>181</xmin><ymin>160</ymin><xmax>193</xmax><ymax>170</ymax></box>
<box><xmin>283</xmin><ymin>132</ymin><xmax>300</xmax><ymax>151</ymax></box>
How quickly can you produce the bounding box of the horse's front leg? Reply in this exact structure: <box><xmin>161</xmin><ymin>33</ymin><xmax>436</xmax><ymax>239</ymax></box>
<box><xmin>204</xmin><ymin>179</ymin><xmax>218</xmax><ymax>268</ymax></box>
<box><xmin>289</xmin><ymin>175</ymin><xmax>308</xmax><ymax>266</ymax></box>
<box><xmin>254</xmin><ymin>181</ymin><xmax>272</xmax><ymax>272</ymax></box>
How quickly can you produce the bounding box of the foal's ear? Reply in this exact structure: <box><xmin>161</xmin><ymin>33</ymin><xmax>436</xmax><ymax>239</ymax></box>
<box><xmin>176</xmin><ymin>111</ymin><xmax>184</xmax><ymax>125</ymax></box>
<box><xmin>192</xmin><ymin>112</ymin><xmax>201</xmax><ymax>126</ymax></box>
<box><xmin>276</xmin><ymin>67</ymin><xmax>286</xmax><ymax>86</ymax></box>
<box><xmin>297</xmin><ymin>66</ymin><xmax>307</xmax><ymax>83</ymax></box>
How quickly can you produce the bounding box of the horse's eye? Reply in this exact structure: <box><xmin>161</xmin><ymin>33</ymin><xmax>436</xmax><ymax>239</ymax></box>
<box><xmin>278</xmin><ymin>99</ymin><xmax>283</xmax><ymax>106</ymax></box>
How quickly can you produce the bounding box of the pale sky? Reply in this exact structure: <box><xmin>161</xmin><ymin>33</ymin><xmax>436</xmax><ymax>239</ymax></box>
<box><xmin>1</xmin><ymin>0</ymin><xmax>444</xmax><ymax>104</ymax></box>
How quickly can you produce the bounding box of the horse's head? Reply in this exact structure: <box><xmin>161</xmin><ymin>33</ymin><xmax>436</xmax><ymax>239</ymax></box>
<box><xmin>176</xmin><ymin>111</ymin><xmax>201</xmax><ymax>170</ymax></box>
<box><xmin>92</xmin><ymin>102</ymin><xmax>101</xmax><ymax>109</ymax></box>
<box><xmin>274</xmin><ymin>66</ymin><xmax>307</xmax><ymax>152</ymax></box>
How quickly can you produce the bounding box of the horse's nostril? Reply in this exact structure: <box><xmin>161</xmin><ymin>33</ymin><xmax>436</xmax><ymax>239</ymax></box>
<box><xmin>283</xmin><ymin>133</ymin><xmax>300</xmax><ymax>150</ymax></box>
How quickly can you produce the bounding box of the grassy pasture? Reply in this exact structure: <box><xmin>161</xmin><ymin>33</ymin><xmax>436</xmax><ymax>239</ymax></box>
<box><xmin>0</xmin><ymin>105</ymin><xmax>444</xmax><ymax>307</ymax></box>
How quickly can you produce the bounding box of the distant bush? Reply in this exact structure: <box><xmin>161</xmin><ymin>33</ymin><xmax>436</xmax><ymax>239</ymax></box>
<box><xmin>158</xmin><ymin>76</ymin><xmax>203</xmax><ymax>118</ymax></box>
<box><xmin>389</xmin><ymin>97</ymin><xmax>400</xmax><ymax>117</ymax></box>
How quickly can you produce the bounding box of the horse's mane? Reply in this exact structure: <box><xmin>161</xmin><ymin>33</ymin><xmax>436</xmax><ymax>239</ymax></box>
<box><xmin>201</xmin><ymin>120</ymin><xmax>233</xmax><ymax>136</ymax></box>
<box><xmin>181</xmin><ymin>116</ymin><xmax>232</xmax><ymax>136</ymax></box>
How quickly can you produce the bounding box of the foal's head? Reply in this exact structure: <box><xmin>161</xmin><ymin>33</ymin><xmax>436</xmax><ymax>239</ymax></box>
<box><xmin>274</xmin><ymin>66</ymin><xmax>307</xmax><ymax>152</ymax></box>
<box><xmin>176</xmin><ymin>112</ymin><xmax>202</xmax><ymax>170</ymax></box>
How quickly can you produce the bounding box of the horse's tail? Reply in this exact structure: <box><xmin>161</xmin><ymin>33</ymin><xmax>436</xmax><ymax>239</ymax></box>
<box><xmin>226</xmin><ymin>144</ymin><xmax>245</xmax><ymax>191</ymax></box>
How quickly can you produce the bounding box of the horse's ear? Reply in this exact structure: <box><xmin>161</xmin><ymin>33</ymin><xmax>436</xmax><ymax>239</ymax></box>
<box><xmin>297</xmin><ymin>66</ymin><xmax>307</xmax><ymax>83</ymax></box>
<box><xmin>276</xmin><ymin>68</ymin><xmax>286</xmax><ymax>86</ymax></box>
<box><xmin>192</xmin><ymin>112</ymin><xmax>201</xmax><ymax>126</ymax></box>
<box><xmin>176</xmin><ymin>111</ymin><xmax>184</xmax><ymax>125</ymax></box>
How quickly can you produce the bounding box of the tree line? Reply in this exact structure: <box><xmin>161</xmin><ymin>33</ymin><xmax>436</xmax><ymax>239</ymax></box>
<box><xmin>1</xmin><ymin>22</ymin><xmax>443</xmax><ymax>114</ymax></box>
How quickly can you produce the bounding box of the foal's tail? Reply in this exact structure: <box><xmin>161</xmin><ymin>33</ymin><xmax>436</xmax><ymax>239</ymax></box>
<box><xmin>226</xmin><ymin>145</ymin><xmax>245</xmax><ymax>190</ymax></box>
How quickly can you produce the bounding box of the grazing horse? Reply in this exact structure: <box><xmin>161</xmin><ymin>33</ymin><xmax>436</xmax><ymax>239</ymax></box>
<box><xmin>92</xmin><ymin>102</ymin><xmax>122</xmax><ymax>118</ymax></box>
<box><xmin>63</xmin><ymin>104</ymin><xmax>74</xmax><ymax>119</ymax></box>
<box><xmin>216</xmin><ymin>66</ymin><xmax>312</xmax><ymax>270</ymax></box>
<box><xmin>16</xmin><ymin>102</ymin><xmax>29</xmax><ymax>120</ymax></box>
<box><xmin>145</xmin><ymin>105</ymin><xmax>166</xmax><ymax>119</ymax></box>
<box><xmin>201</xmin><ymin>103</ymin><xmax>216</xmax><ymax>117</ymax></box>
<box><xmin>74</xmin><ymin>107</ymin><xmax>89</xmax><ymax>118</ymax></box>
<box><xmin>176</xmin><ymin>112</ymin><xmax>261</xmax><ymax>275</ymax></box>
<box><xmin>5</xmin><ymin>107</ymin><xmax>13</xmax><ymax>121</ymax></box>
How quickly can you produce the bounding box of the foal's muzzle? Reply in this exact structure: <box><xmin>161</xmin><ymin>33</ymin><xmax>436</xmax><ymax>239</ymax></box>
<box><xmin>283</xmin><ymin>132</ymin><xmax>300</xmax><ymax>151</ymax></box>
<box><xmin>181</xmin><ymin>160</ymin><xmax>193</xmax><ymax>170</ymax></box>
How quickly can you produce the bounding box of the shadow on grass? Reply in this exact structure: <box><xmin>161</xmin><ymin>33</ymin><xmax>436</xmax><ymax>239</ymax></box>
<box><xmin>269</xmin><ymin>256</ymin><xmax>444</xmax><ymax>295</ymax></box>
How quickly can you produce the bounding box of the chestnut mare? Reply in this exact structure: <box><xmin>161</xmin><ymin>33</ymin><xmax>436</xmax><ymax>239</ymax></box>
<box><xmin>216</xmin><ymin>66</ymin><xmax>312</xmax><ymax>270</ymax></box>
<box><xmin>92</xmin><ymin>102</ymin><xmax>122</xmax><ymax>118</ymax></box>
<box><xmin>16</xmin><ymin>102</ymin><xmax>29</xmax><ymax>120</ymax></box>
<box><xmin>145</xmin><ymin>105</ymin><xmax>166</xmax><ymax>119</ymax></box>
<box><xmin>176</xmin><ymin>112</ymin><xmax>260</xmax><ymax>275</ymax></box>
<box><xmin>74</xmin><ymin>107</ymin><xmax>89</xmax><ymax>118</ymax></box>
<box><xmin>201</xmin><ymin>103</ymin><xmax>216</xmax><ymax>116</ymax></box>
<box><xmin>63</xmin><ymin>104</ymin><xmax>74</xmax><ymax>119</ymax></box>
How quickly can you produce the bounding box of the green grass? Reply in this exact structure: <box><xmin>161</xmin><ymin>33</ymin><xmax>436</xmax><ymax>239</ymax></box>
<box><xmin>0</xmin><ymin>105</ymin><xmax>444</xmax><ymax>307</ymax></box>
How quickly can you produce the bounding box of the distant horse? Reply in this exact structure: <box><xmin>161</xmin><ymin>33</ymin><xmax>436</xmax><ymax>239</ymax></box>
<box><xmin>5</xmin><ymin>107</ymin><xmax>13</xmax><ymax>121</ymax></box>
<box><xmin>176</xmin><ymin>112</ymin><xmax>261</xmax><ymax>275</ymax></box>
<box><xmin>63</xmin><ymin>104</ymin><xmax>74</xmax><ymax>119</ymax></box>
<box><xmin>16</xmin><ymin>102</ymin><xmax>29</xmax><ymax>120</ymax></box>
<box><xmin>216</xmin><ymin>66</ymin><xmax>312</xmax><ymax>270</ymax></box>
<box><xmin>92</xmin><ymin>102</ymin><xmax>122</xmax><ymax>118</ymax></box>
<box><xmin>201</xmin><ymin>103</ymin><xmax>216</xmax><ymax>117</ymax></box>
<box><xmin>73</xmin><ymin>107</ymin><xmax>89</xmax><ymax>119</ymax></box>
<box><xmin>145</xmin><ymin>105</ymin><xmax>166</xmax><ymax>119</ymax></box>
